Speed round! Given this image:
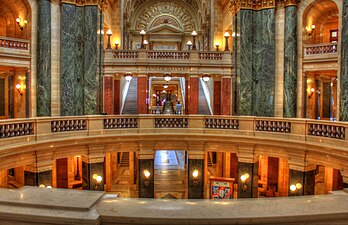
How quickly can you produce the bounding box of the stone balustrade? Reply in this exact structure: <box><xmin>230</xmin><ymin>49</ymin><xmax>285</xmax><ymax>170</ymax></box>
<box><xmin>304</xmin><ymin>43</ymin><xmax>338</xmax><ymax>56</ymax></box>
<box><xmin>1</xmin><ymin>115</ymin><xmax>348</xmax><ymax>148</ymax></box>
<box><xmin>105</xmin><ymin>49</ymin><xmax>232</xmax><ymax>68</ymax></box>
<box><xmin>0</xmin><ymin>36</ymin><xmax>30</xmax><ymax>50</ymax></box>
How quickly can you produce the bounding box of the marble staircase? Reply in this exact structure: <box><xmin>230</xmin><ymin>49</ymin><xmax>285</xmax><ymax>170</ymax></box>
<box><xmin>198</xmin><ymin>80</ymin><xmax>210</xmax><ymax>115</ymax></box>
<box><xmin>122</xmin><ymin>77</ymin><xmax>138</xmax><ymax>114</ymax></box>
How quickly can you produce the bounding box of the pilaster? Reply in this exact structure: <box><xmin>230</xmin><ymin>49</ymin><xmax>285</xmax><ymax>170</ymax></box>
<box><xmin>221</xmin><ymin>76</ymin><xmax>232</xmax><ymax>115</ymax></box>
<box><xmin>137</xmin><ymin>75</ymin><xmax>148</xmax><ymax>114</ymax></box>
<box><xmin>187</xmin><ymin>75</ymin><xmax>199</xmax><ymax>114</ymax></box>
<box><xmin>103</xmin><ymin>75</ymin><xmax>114</xmax><ymax>114</ymax></box>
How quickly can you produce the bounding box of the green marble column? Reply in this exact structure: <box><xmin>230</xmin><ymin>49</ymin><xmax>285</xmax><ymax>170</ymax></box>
<box><xmin>82</xmin><ymin>161</ymin><xmax>104</xmax><ymax>191</ymax></box>
<box><xmin>259</xmin><ymin>9</ymin><xmax>275</xmax><ymax>117</ymax></box>
<box><xmin>61</xmin><ymin>4</ymin><xmax>99</xmax><ymax>116</ymax></box>
<box><xmin>284</xmin><ymin>6</ymin><xmax>298</xmax><ymax>118</ymax></box>
<box><xmin>188</xmin><ymin>159</ymin><xmax>204</xmax><ymax>199</ymax></box>
<box><xmin>340</xmin><ymin>0</ymin><xmax>348</xmax><ymax>121</ymax></box>
<box><xmin>236</xmin><ymin>10</ymin><xmax>253</xmax><ymax>115</ymax></box>
<box><xmin>37</xmin><ymin>0</ymin><xmax>51</xmax><ymax>116</ymax></box>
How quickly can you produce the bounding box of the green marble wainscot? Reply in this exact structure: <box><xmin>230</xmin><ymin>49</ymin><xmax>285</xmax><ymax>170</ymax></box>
<box><xmin>236</xmin><ymin>10</ymin><xmax>253</xmax><ymax>116</ymax></box>
<box><xmin>61</xmin><ymin>4</ymin><xmax>99</xmax><ymax>116</ymax></box>
<box><xmin>188</xmin><ymin>159</ymin><xmax>204</xmax><ymax>199</ymax></box>
<box><xmin>340</xmin><ymin>0</ymin><xmax>348</xmax><ymax>121</ymax></box>
<box><xmin>284</xmin><ymin>6</ymin><xmax>298</xmax><ymax>118</ymax></box>
<box><xmin>37</xmin><ymin>0</ymin><xmax>51</xmax><ymax>116</ymax></box>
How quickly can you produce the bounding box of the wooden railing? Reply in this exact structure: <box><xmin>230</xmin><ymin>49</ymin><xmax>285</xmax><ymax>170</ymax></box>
<box><xmin>0</xmin><ymin>36</ymin><xmax>29</xmax><ymax>50</ymax></box>
<box><xmin>304</xmin><ymin>43</ymin><xmax>338</xmax><ymax>56</ymax></box>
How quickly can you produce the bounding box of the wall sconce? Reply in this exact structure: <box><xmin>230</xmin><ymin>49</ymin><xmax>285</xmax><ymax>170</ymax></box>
<box><xmin>164</xmin><ymin>73</ymin><xmax>172</xmax><ymax>82</ymax></box>
<box><xmin>192</xmin><ymin>169</ymin><xmax>199</xmax><ymax>187</ymax></box>
<box><xmin>143</xmin><ymin>40</ymin><xmax>148</xmax><ymax>49</ymax></box>
<box><xmin>224</xmin><ymin>32</ymin><xmax>230</xmax><ymax>51</ymax></box>
<box><xmin>16</xmin><ymin>84</ymin><xmax>23</xmax><ymax>96</ymax></box>
<box><xmin>140</xmin><ymin>30</ymin><xmax>146</xmax><ymax>49</ymax></box>
<box><xmin>163</xmin><ymin>83</ymin><xmax>168</xmax><ymax>89</ymax></box>
<box><xmin>191</xmin><ymin>30</ymin><xmax>197</xmax><ymax>50</ymax></box>
<box><xmin>215</xmin><ymin>41</ymin><xmax>220</xmax><ymax>52</ymax></box>
<box><xmin>16</xmin><ymin>18</ymin><xmax>27</xmax><ymax>30</ymax></box>
<box><xmin>307</xmin><ymin>24</ymin><xmax>316</xmax><ymax>36</ymax></box>
<box><xmin>74</xmin><ymin>156</ymin><xmax>81</xmax><ymax>180</ymax></box>
<box><xmin>114</xmin><ymin>40</ymin><xmax>119</xmax><ymax>50</ymax></box>
<box><xmin>202</xmin><ymin>73</ymin><xmax>210</xmax><ymax>82</ymax></box>
<box><xmin>240</xmin><ymin>173</ymin><xmax>249</xmax><ymax>191</ymax></box>
<box><xmin>187</xmin><ymin>40</ymin><xmax>193</xmax><ymax>51</ymax></box>
<box><xmin>289</xmin><ymin>183</ymin><xmax>302</xmax><ymax>192</ymax></box>
<box><xmin>97</xmin><ymin>29</ymin><xmax>104</xmax><ymax>35</ymax></box>
<box><xmin>92</xmin><ymin>173</ymin><xmax>103</xmax><ymax>190</ymax></box>
<box><xmin>308</xmin><ymin>87</ymin><xmax>315</xmax><ymax>99</ymax></box>
<box><xmin>124</xmin><ymin>72</ymin><xmax>132</xmax><ymax>82</ymax></box>
<box><xmin>106</xmin><ymin>29</ymin><xmax>112</xmax><ymax>49</ymax></box>
<box><xmin>143</xmin><ymin>169</ymin><xmax>151</xmax><ymax>187</ymax></box>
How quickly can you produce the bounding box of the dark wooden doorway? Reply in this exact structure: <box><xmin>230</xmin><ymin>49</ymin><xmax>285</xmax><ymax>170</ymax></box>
<box><xmin>56</xmin><ymin>158</ymin><xmax>68</xmax><ymax>188</ymax></box>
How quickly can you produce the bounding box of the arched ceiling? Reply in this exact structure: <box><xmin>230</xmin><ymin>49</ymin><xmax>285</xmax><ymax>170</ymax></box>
<box><xmin>303</xmin><ymin>0</ymin><xmax>338</xmax><ymax>26</ymax></box>
<box><xmin>124</xmin><ymin>0</ymin><xmax>210</xmax><ymax>31</ymax></box>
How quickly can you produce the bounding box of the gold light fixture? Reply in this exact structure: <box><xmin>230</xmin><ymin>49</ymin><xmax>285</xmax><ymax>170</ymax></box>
<box><xmin>143</xmin><ymin>40</ymin><xmax>148</xmax><ymax>49</ymax></box>
<box><xmin>202</xmin><ymin>73</ymin><xmax>210</xmax><ymax>82</ymax></box>
<box><xmin>143</xmin><ymin>170</ymin><xmax>151</xmax><ymax>187</ymax></box>
<box><xmin>192</xmin><ymin>169</ymin><xmax>199</xmax><ymax>187</ymax></box>
<box><xmin>106</xmin><ymin>29</ymin><xmax>112</xmax><ymax>49</ymax></box>
<box><xmin>240</xmin><ymin>173</ymin><xmax>249</xmax><ymax>191</ymax></box>
<box><xmin>191</xmin><ymin>30</ymin><xmax>197</xmax><ymax>50</ymax></box>
<box><xmin>215</xmin><ymin>41</ymin><xmax>220</xmax><ymax>52</ymax></box>
<box><xmin>93</xmin><ymin>173</ymin><xmax>103</xmax><ymax>190</ymax></box>
<box><xmin>124</xmin><ymin>72</ymin><xmax>132</xmax><ymax>82</ymax></box>
<box><xmin>16</xmin><ymin>17</ymin><xmax>27</xmax><ymax>30</ymax></box>
<box><xmin>187</xmin><ymin>40</ymin><xmax>193</xmax><ymax>51</ymax></box>
<box><xmin>16</xmin><ymin>84</ymin><xmax>23</xmax><ymax>96</ymax></box>
<box><xmin>140</xmin><ymin>30</ymin><xmax>146</xmax><ymax>49</ymax></box>
<box><xmin>308</xmin><ymin>87</ymin><xmax>315</xmax><ymax>99</ymax></box>
<box><xmin>290</xmin><ymin>183</ymin><xmax>302</xmax><ymax>192</ymax></box>
<box><xmin>163</xmin><ymin>83</ymin><xmax>168</xmax><ymax>89</ymax></box>
<box><xmin>163</xmin><ymin>73</ymin><xmax>172</xmax><ymax>82</ymax></box>
<box><xmin>114</xmin><ymin>40</ymin><xmax>119</xmax><ymax>50</ymax></box>
<box><xmin>307</xmin><ymin>24</ymin><xmax>316</xmax><ymax>36</ymax></box>
<box><xmin>224</xmin><ymin>32</ymin><xmax>230</xmax><ymax>51</ymax></box>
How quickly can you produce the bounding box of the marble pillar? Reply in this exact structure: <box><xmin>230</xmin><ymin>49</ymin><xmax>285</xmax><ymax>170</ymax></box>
<box><xmin>37</xmin><ymin>0</ymin><xmax>51</xmax><ymax>117</ymax></box>
<box><xmin>236</xmin><ymin>10</ymin><xmax>253</xmax><ymax>115</ymax></box>
<box><xmin>8</xmin><ymin>76</ymin><xmax>14</xmax><ymax>118</ymax></box>
<box><xmin>82</xmin><ymin>161</ymin><xmax>104</xmax><ymax>191</ymax></box>
<box><xmin>188</xmin><ymin>159</ymin><xmax>204</xmax><ymax>199</ymax></box>
<box><xmin>238</xmin><ymin>162</ymin><xmax>254</xmax><ymax>198</ymax></box>
<box><xmin>259</xmin><ymin>9</ymin><xmax>275</xmax><ymax>117</ymax></box>
<box><xmin>221</xmin><ymin>77</ymin><xmax>232</xmax><ymax>115</ymax></box>
<box><xmin>340</xmin><ymin>0</ymin><xmax>348</xmax><ymax>121</ymax></box>
<box><xmin>24</xmin><ymin>170</ymin><xmax>52</xmax><ymax>187</ymax></box>
<box><xmin>289</xmin><ymin>169</ymin><xmax>304</xmax><ymax>196</ymax></box>
<box><xmin>103</xmin><ymin>76</ymin><xmax>113</xmax><ymax>115</ymax></box>
<box><xmin>61</xmin><ymin>4</ymin><xmax>99</xmax><ymax>116</ymax></box>
<box><xmin>25</xmin><ymin>70</ymin><xmax>30</xmax><ymax>117</ymax></box>
<box><xmin>137</xmin><ymin>76</ymin><xmax>147</xmax><ymax>114</ymax></box>
<box><xmin>114</xmin><ymin>79</ymin><xmax>120</xmax><ymax>114</ymax></box>
<box><xmin>188</xmin><ymin>76</ymin><xmax>199</xmax><ymax>114</ymax></box>
<box><xmin>283</xmin><ymin>6</ymin><xmax>298</xmax><ymax>118</ymax></box>
<box><xmin>213</xmin><ymin>80</ymin><xmax>221</xmax><ymax>115</ymax></box>
<box><xmin>138</xmin><ymin>159</ymin><xmax>154</xmax><ymax>198</ymax></box>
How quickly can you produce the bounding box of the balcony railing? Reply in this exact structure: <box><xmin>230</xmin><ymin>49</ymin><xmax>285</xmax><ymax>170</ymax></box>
<box><xmin>304</xmin><ymin>43</ymin><xmax>338</xmax><ymax>56</ymax></box>
<box><xmin>1</xmin><ymin>116</ymin><xmax>348</xmax><ymax>149</ymax></box>
<box><xmin>105</xmin><ymin>49</ymin><xmax>232</xmax><ymax>67</ymax></box>
<box><xmin>0</xmin><ymin>36</ymin><xmax>30</xmax><ymax>50</ymax></box>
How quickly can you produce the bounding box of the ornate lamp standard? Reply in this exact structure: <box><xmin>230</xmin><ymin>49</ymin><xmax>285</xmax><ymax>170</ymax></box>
<box><xmin>191</xmin><ymin>31</ymin><xmax>197</xmax><ymax>50</ymax></box>
<box><xmin>140</xmin><ymin>30</ymin><xmax>146</xmax><ymax>49</ymax></box>
<box><xmin>224</xmin><ymin>32</ymin><xmax>230</xmax><ymax>51</ymax></box>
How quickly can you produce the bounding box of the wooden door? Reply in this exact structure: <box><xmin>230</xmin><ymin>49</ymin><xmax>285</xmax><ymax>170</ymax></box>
<box><xmin>56</xmin><ymin>158</ymin><xmax>68</xmax><ymax>188</ymax></box>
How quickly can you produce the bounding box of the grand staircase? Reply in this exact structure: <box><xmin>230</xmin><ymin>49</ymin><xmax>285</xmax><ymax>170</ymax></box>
<box><xmin>122</xmin><ymin>77</ymin><xmax>137</xmax><ymax>114</ymax></box>
<box><xmin>198</xmin><ymin>80</ymin><xmax>211</xmax><ymax>115</ymax></box>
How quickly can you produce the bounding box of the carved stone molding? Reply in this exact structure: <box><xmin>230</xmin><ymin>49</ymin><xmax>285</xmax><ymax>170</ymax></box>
<box><xmin>230</xmin><ymin>0</ymin><xmax>287</xmax><ymax>16</ymax></box>
<box><xmin>60</xmin><ymin>0</ymin><xmax>108</xmax><ymax>11</ymax></box>
<box><xmin>134</xmin><ymin>1</ymin><xmax>195</xmax><ymax>31</ymax></box>
<box><xmin>283</xmin><ymin>0</ymin><xmax>300</xmax><ymax>7</ymax></box>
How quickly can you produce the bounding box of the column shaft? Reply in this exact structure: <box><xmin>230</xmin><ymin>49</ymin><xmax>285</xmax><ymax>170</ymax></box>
<box><xmin>340</xmin><ymin>0</ymin><xmax>348</xmax><ymax>120</ymax></box>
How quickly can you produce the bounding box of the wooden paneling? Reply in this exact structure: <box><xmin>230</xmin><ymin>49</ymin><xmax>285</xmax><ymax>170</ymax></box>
<box><xmin>56</xmin><ymin>158</ymin><xmax>68</xmax><ymax>189</ymax></box>
<box><xmin>267</xmin><ymin>157</ymin><xmax>279</xmax><ymax>191</ymax></box>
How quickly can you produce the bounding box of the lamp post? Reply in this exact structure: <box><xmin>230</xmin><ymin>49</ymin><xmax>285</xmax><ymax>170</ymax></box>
<box><xmin>114</xmin><ymin>40</ymin><xmax>119</xmax><ymax>50</ymax></box>
<box><xmin>187</xmin><ymin>40</ymin><xmax>192</xmax><ymax>51</ymax></box>
<box><xmin>215</xmin><ymin>41</ymin><xmax>220</xmax><ymax>52</ymax></box>
<box><xmin>106</xmin><ymin>29</ymin><xmax>112</xmax><ymax>49</ymax></box>
<box><xmin>191</xmin><ymin>31</ymin><xmax>197</xmax><ymax>50</ymax></box>
<box><xmin>140</xmin><ymin>30</ymin><xmax>146</xmax><ymax>49</ymax></box>
<box><xmin>224</xmin><ymin>32</ymin><xmax>230</xmax><ymax>51</ymax></box>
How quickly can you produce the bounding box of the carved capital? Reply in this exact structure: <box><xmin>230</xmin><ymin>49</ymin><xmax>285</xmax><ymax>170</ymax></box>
<box><xmin>283</xmin><ymin>0</ymin><xmax>300</xmax><ymax>7</ymax></box>
<box><xmin>230</xmin><ymin>0</ymin><xmax>277</xmax><ymax>16</ymax></box>
<box><xmin>60</xmin><ymin>0</ymin><xmax>108</xmax><ymax>11</ymax></box>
